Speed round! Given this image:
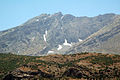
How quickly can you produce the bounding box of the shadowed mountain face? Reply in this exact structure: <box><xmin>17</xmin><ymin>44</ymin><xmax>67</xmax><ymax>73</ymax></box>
<box><xmin>0</xmin><ymin>12</ymin><xmax>118</xmax><ymax>55</ymax></box>
<box><xmin>66</xmin><ymin>15</ymin><xmax>120</xmax><ymax>54</ymax></box>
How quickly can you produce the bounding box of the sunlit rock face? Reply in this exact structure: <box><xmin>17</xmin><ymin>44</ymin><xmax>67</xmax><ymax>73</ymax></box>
<box><xmin>66</xmin><ymin>15</ymin><xmax>120</xmax><ymax>54</ymax></box>
<box><xmin>0</xmin><ymin>12</ymin><xmax>117</xmax><ymax>55</ymax></box>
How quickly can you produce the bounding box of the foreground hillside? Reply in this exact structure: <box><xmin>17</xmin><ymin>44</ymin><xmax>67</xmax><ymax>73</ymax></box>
<box><xmin>1</xmin><ymin>52</ymin><xmax>120</xmax><ymax>80</ymax></box>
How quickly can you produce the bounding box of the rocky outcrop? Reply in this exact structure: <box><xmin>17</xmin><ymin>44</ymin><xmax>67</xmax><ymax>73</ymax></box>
<box><xmin>3</xmin><ymin>74</ymin><xmax>14</xmax><ymax>80</ymax></box>
<box><xmin>63</xmin><ymin>67</ymin><xmax>120</xmax><ymax>79</ymax></box>
<box><xmin>3</xmin><ymin>69</ymin><xmax>54</xmax><ymax>80</ymax></box>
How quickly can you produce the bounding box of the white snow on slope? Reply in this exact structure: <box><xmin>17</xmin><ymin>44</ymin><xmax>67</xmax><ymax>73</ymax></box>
<box><xmin>45</xmin><ymin>30</ymin><xmax>48</xmax><ymax>35</ymax></box>
<box><xmin>61</xmin><ymin>27</ymin><xmax>63</xmax><ymax>30</ymax></box>
<box><xmin>57</xmin><ymin>45</ymin><xmax>63</xmax><ymax>50</ymax></box>
<box><xmin>48</xmin><ymin>51</ymin><xmax>54</xmax><ymax>54</ymax></box>
<box><xmin>78</xmin><ymin>39</ymin><xmax>83</xmax><ymax>42</ymax></box>
<box><xmin>63</xmin><ymin>39</ymin><xmax>72</xmax><ymax>46</ymax></box>
<box><xmin>43</xmin><ymin>30</ymin><xmax>48</xmax><ymax>42</ymax></box>
<box><xmin>36</xmin><ymin>19</ymin><xmax>39</xmax><ymax>22</ymax></box>
<box><xmin>31</xmin><ymin>37</ymin><xmax>35</xmax><ymax>41</ymax></box>
<box><xmin>43</xmin><ymin>46</ymin><xmax>46</xmax><ymax>49</ymax></box>
<box><xmin>61</xmin><ymin>15</ymin><xmax>64</xmax><ymax>20</ymax></box>
<box><xmin>43</xmin><ymin>34</ymin><xmax>46</xmax><ymax>42</ymax></box>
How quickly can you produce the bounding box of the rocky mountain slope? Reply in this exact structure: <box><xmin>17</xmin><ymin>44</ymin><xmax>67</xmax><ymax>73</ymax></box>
<box><xmin>1</xmin><ymin>52</ymin><xmax>120</xmax><ymax>80</ymax></box>
<box><xmin>0</xmin><ymin>12</ymin><xmax>117</xmax><ymax>55</ymax></box>
<box><xmin>66</xmin><ymin>15</ymin><xmax>120</xmax><ymax>54</ymax></box>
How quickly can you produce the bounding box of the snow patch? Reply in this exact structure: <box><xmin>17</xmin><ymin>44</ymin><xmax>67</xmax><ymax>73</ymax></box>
<box><xmin>31</xmin><ymin>37</ymin><xmax>35</xmax><ymax>41</ymax></box>
<box><xmin>63</xmin><ymin>39</ymin><xmax>72</xmax><ymax>47</ymax></box>
<box><xmin>43</xmin><ymin>30</ymin><xmax>48</xmax><ymax>42</ymax></box>
<box><xmin>43</xmin><ymin>46</ymin><xmax>46</xmax><ymax>49</ymax></box>
<box><xmin>61</xmin><ymin>27</ymin><xmax>63</xmax><ymax>30</ymax></box>
<box><xmin>45</xmin><ymin>30</ymin><xmax>48</xmax><ymax>35</ymax></box>
<box><xmin>43</xmin><ymin>34</ymin><xmax>46</xmax><ymax>42</ymax></box>
<box><xmin>36</xmin><ymin>19</ymin><xmax>39</xmax><ymax>22</ymax></box>
<box><xmin>57</xmin><ymin>45</ymin><xmax>63</xmax><ymax>50</ymax></box>
<box><xmin>78</xmin><ymin>39</ymin><xmax>83</xmax><ymax>42</ymax></box>
<box><xmin>61</xmin><ymin>15</ymin><xmax>64</xmax><ymax>19</ymax></box>
<box><xmin>48</xmin><ymin>51</ymin><xmax>54</xmax><ymax>54</ymax></box>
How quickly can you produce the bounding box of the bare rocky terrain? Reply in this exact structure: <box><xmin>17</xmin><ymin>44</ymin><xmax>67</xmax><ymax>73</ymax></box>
<box><xmin>0</xmin><ymin>12</ymin><xmax>118</xmax><ymax>55</ymax></box>
<box><xmin>67</xmin><ymin>15</ymin><xmax>120</xmax><ymax>54</ymax></box>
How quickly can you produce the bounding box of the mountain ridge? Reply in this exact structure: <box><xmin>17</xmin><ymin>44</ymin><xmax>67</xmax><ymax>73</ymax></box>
<box><xmin>66</xmin><ymin>15</ymin><xmax>120</xmax><ymax>54</ymax></box>
<box><xmin>0</xmin><ymin>12</ymin><xmax>119</xmax><ymax>55</ymax></box>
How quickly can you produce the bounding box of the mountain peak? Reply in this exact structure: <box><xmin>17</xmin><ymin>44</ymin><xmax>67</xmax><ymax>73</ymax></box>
<box><xmin>53</xmin><ymin>12</ymin><xmax>63</xmax><ymax>17</ymax></box>
<box><xmin>97</xmin><ymin>13</ymin><xmax>116</xmax><ymax>17</ymax></box>
<box><xmin>39</xmin><ymin>13</ymin><xmax>49</xmax><ymax>17</ymax></box>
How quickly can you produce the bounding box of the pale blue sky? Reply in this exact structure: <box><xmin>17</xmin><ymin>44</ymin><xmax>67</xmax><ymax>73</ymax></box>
<box><xmin>0</xmin><ymin>0</ymin><xmax>120</xmax><ymax>31</ymax></box>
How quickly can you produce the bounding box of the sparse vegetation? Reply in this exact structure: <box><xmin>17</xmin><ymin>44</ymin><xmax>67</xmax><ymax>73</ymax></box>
<box><xmin>0</xmin><ymin>52</ymin><xmax>120</xmax><ymax>80</ymax></box>
<box><xmin>90</xmin><ymin>55</ymin><xmax>113</xmax><ymax>65</ymax></box>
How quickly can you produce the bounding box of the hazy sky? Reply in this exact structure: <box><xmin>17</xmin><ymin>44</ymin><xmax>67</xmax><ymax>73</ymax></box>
<box><xmin>0</xmin><ymin>0</ymin><xmax>120</xmax><ymax>31</ymax></box>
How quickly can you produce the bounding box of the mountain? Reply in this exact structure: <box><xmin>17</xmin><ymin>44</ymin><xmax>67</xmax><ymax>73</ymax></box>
<box><xmin>0</xmin><ymin>12</ymin><xmax>117</xmax><ymax>55</ymax></box>
<box><xmin>1</xmin><ymin>52</ymin><xmax>120</xmax><ymax>80</ymax></box>
<box><xmin>66</xmin><ymin>15</ymin><xmax>120</xmax><ymax>54</ymax></box>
